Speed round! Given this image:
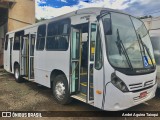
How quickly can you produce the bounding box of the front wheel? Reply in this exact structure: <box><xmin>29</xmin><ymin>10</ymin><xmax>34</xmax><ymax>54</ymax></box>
<box><xmin>14</xmin><ymin>64</ymin><xmax>23</xmax><ymax>83</ymax></box>
<box><xmin>52</xmin><ymin>74</ymin><xmax>72</xmax><ymax>104</ymax></box>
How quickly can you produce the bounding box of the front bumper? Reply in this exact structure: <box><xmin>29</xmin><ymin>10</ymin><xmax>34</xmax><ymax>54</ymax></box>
<box><xmin>103</xmin><ymin>83</ymin><xmax>157</xmax><ymax>111</ymax></box>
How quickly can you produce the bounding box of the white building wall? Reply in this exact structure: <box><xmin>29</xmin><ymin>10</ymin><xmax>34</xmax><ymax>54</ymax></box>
<box><xmin>142</xmin><ymin>17</ymin><xmax>160</xmax><ymax>85</ymax></box>
<box><xmin>142</xmin><ymin>17</ymin><xmax>160</xmax><ymax>30</ymax></box>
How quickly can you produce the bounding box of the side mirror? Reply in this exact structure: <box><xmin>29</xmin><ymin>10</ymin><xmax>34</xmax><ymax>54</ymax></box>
<box><xmin>103</xmin><ymin>18</ymin><xmax>112</xmax><ymax>35</ymax></box>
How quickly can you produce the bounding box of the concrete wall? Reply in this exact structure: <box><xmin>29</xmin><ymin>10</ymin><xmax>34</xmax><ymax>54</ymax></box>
<box><xmin>8</xmin><ymin>0</ymin><xmax>35</xmax><ymax>32</ymax></box>
<box><xmin>0</xmin><ymin>25</ymin><xmax>5</xmax><ymax>51</ymax></box>
<box><xmin>142</xmin><ymin>17</ymin><xmax>160</xmax><ymax>30</ymax></box>
<box><xmin>0</xmin><ymin>24</ymin><xmax>6</xmax><ymax>66</ymax></box>
<box><xmin>0</xmin><ymin>0</ymin><xmax>35</xmax><ymax>66</ymax></box>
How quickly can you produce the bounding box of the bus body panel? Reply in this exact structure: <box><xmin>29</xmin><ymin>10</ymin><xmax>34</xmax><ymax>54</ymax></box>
<box><xmin>34</xmin><ymin>20</ymin><xmax>70</xmax><ymax>87</ymax></box>
<box><xmin>93</xmin><ymin>19</ymin><xmax>157</xmax><ymax>110</ymax></box>
<box><xmin>24</xmin><ymin>27</ymin><xmax>37</xmax><ymax>35</ymax></box>
<box><xmin>12</xmin><ymin>50</ymin><xmax>20</xmax><ymax>73</ymax></box>
<box><xmin>4</xmin><ymin>34</ymin><xmax>10</xmax><ymax>72</ymax></box>
<box><xmin>93</xmin><ymin>65</ymin><xmax>105</xmax><ymax>109</ymax></box>
<box><xmin>116</xmin><ymin>71</ymin><xmax>157</xmax><ymax>90</ymax></box>
<box><xmin>103</xmin><ymin>82</ymin><xmax>157</xmax><ymax>111</ymax></box>
<box><xmin>93</xmin><ymin>20</ymin><xmax>115</xmax><ymax>109</ymax></box>
<box><xmin>71</xmin><ymin>14</ymin><xmax>97</xmax><ymax>25</ymax></box>
<box><xmin>34</xmin><ymin>50</ymin><xmax>70</xmax><ymax>88</ymax></box>
<box><xmin>4</xmin><ymin>33</ymin><xmax>14</xmax><ymax>73</ymax></box>
<box><xmin>102</xmin><ymin>67</ymin><xmax>157</xmax><ymax>111</ymax></box>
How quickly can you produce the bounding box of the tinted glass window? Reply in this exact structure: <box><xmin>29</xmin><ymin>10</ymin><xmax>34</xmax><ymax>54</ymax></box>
<box><xmin>36</xmin><ymin>25</ymin><xmax>46</xmax><ymax>50</ymax></box>
<box><xmin>47</xmin><ymin>23</ymin><xmax>58</xmax><ymax>36</ymax></box>
<box><xmin>5</xmin><ymin>35</ymin><xmax>8</xmax><ymax>50</ymax></box>
<box><xmin>46</xmin><ymin>19</ymin><xmax>70</xmax><ymax>50</ymax></box>
<box><xmin>13</xmin><ymin>37</ymin><xmax>20</xmax><ymax>50</ymax></box>
<box><xmin>13</xmin><ymin>31</ymin><xmax>24</xmax><ymax>50</ymax></box>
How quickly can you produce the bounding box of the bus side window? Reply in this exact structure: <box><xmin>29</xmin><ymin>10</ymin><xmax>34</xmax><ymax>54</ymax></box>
<box><xmin>95</xmin><ymin>27</ymin><xmax>102</xmax><ymax>70</ymax></box>
<box><xmin>46</xmin><ymin>22</ymin><xmax>58</xmax><ymax>50</ymax></box>
<box><xmin>5</xmin><ymin>35</ymin><xmax>9</xmax><ymax>50</ymax></box>
<box><xmin>13</xmin><ymin>31</ymin><xmax>24</xmax><ymax>50</ymax></box>
<box><xmin>46</xmin><ymin>19</ymin><xmax>70</xmax><ymax>51</ymax></box>
<box><xmin>13</xmin><ymin>37</ymin><xmax>20</xmax><ymax>50</ymax></box>
<box><xmin>36</xmin><ymin>25</ymin><xmax>46</xmax><ymax>50</ymax></box>
<box><xmin>58</xmin><ymin>21</ymin><xmax>69</xmax><ymax>50</ymax></box>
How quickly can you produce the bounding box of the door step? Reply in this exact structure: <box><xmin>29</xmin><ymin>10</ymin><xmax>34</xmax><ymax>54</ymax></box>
<box><xmin>80</xmin><ymin>92</ymin><xmax>87</xmax><ymax>96</ymax></box>
<box><xmin>80</xmin><ymin>82</ymin><xmax>93</xmax><ymax>95</ymax></box>
<box><xmin>72</xmin><ymin>93</ymin><xmax>94</xmax><ymax>104</ymax></box>
<box><xmin>72</xmin><ymin>93</ymin><xmax>86</xmax><ymax>102</ymax></box>
<box><xmin>80</xmin><ymin>92</ymin><xmax>94</xmax><ymax>100</ymax></box>
<box><xmin>23</xmin><ymin>77</ymin><xmax>35</xmax><ymax>81</ymax></box>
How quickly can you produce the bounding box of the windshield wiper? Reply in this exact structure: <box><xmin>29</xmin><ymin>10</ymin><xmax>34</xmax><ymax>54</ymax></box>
<box><xmin>116</xmin><ymin>29</ymin><xmax>133</xmax><ymax>70</ymax></box>
<box><xmin>138</xmin><ymin>34</ymin><xmax>155</xmax><ymax>68</ymax></box>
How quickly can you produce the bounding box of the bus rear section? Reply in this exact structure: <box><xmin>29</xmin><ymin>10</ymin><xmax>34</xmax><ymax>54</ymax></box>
<box><xmin>4</xmin><ymin>28</ymin><xmax>36</xmax><ymax>82</ymax></box>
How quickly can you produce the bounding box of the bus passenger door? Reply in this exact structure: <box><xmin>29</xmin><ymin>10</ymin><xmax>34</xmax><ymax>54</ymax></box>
<box><xmin>70</xmin><ymin>28</ymin><xmax>80</xmax><ymax>93</ymax></box>
<box><xmin>20</xmin><ymin>34</ymin><xmax>35</xmax><ymax>80</ymax></box>
<box><xmin>6</xmin><ymin>37</ymin><xmax>13</xmax><ymax>72</ymax></box>
<box><xmin>29</xmin><ymin>34</ymin><xmax>35</xmax><ymax>80</ymax></box>
<box><xmin>9</xmin><ymin>38</ymin><xmax>13</xmax><ymax>72</ymax></box>
<box><xmin>87</xmin><ymin>22</ymin><xmax>97</xmax><ymax>103</ymax></box>
<box><xmin>20</xmin><ymin>35</ymin><xmax>28</xmax><ymax>77</ymax></box>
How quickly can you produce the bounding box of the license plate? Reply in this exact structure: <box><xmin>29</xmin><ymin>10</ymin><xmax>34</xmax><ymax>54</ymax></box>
<box><xmin>140</xmin><ymin>91</ymin><xmax>147</xmax><ymax>98</ymax></box>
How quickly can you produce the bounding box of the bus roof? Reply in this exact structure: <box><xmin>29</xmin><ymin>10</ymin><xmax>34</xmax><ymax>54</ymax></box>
<box><xmin>7</xmin><ymin>7</ymin><xmax>127</xmax><ymax>34</ymax></box>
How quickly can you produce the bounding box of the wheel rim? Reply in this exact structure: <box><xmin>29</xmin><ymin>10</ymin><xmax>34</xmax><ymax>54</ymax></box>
<box><xmin>55</xmin><ymin>81</ymin><xmax>65</xmax><ymax>100</ymax></box>
<box><xmin>15</xmin><ymin>68</ymin><xmax>19</xmax><ymax>79</ymax></box>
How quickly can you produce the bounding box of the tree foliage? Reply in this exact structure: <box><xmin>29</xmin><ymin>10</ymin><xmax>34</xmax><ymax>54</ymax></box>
<box><xmin>35</xmin><ymin>18</ymin><xmax>47</xmax><ymax>23</ymax></box>
<box><xmin>139</xmin><ymin>15</ymin><xmax>152</xmax><ymax>19</ymax></box>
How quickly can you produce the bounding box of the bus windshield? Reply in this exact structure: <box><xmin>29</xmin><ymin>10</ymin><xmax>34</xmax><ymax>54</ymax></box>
<box><xmin>103</xmin><ymin>12</ymin><xmax>155</xmax><ymax>69</ymax></box>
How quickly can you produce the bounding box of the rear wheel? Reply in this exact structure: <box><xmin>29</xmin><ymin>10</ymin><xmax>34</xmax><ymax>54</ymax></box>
<box><xmin>52</xmin><ymin>74</ymin><xmax>72</xmax><ymax>104</ymax></box>
<box><xmin>14</xmin><ymin>64</ymin><xmax>23</xmax><ymax>83</ymax></box>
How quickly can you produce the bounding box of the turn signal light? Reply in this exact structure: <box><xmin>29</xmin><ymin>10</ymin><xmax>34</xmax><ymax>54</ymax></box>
<box><xmin>96</xmin><ymin>90</ymin><xmax>102</xmax><ymax>94</ymax></box>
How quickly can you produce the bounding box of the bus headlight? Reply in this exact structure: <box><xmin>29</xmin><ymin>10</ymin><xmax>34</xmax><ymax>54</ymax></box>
<box><xmin>111</xmin><ymin>73</ymin><xmax>129</xmax><ymax>92</ymax></box>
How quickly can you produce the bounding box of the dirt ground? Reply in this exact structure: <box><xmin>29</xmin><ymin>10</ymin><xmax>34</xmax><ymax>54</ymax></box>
<box><xmin>0</xmin><ymin>68</ymin><xmax>160</xmax><ymax>120</ymax></box>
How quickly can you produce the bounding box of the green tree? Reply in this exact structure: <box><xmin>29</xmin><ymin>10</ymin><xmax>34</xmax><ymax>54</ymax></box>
<box><xmin>35</xmin><ymin>18</ymin><xmax>47</xmax><ymax>23</ymax></box>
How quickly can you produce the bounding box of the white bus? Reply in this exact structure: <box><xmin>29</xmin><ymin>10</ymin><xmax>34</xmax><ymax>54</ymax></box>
<box><xmin>4</xmin><ymin>7</ymin><xmax>157</xmax><ymax>111</ymax></box>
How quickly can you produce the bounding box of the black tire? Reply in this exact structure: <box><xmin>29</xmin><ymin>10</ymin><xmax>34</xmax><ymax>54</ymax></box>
<box><xmin>52</xmin><ymin>74</ymin><xmax>72</xmax><ymax>105</ymax></box>
<box><xmin>14</xmin><ymin>64</ymin><xmax>23</xmax><ymax>83</ymax></box>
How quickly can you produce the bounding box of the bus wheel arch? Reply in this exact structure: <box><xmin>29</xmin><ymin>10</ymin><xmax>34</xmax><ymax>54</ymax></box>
<box><xmin>50</xmin><ymin>69</ymin><xmax>68</xmax><ymax>87</ymax></box>
<box><xmin>14</xmin><ymin>62</ymin><xmax>23</xmax><ymax>83</ymax></box>
<box><xmin>14</xmin><ymin>62</ymin><xmax>19</xmax><ymax>71</ymax></box>
<box><xmin>50</xmin><ymin>69</ymin><xmax>72</xmax><ymax>104</ymax></box>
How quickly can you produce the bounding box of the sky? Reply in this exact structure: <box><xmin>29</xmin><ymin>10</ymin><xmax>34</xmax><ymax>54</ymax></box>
<box><xmin>36</xmin><ymin>0</ymin><xmax>160</xmax><ymax>19</ymax></box>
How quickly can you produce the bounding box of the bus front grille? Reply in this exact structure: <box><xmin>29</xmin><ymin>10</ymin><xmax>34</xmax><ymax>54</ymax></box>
<box><xmin>128</xmin><ymin>80</ymin><xmax>154</xmax><ymax>92</ymax></box>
